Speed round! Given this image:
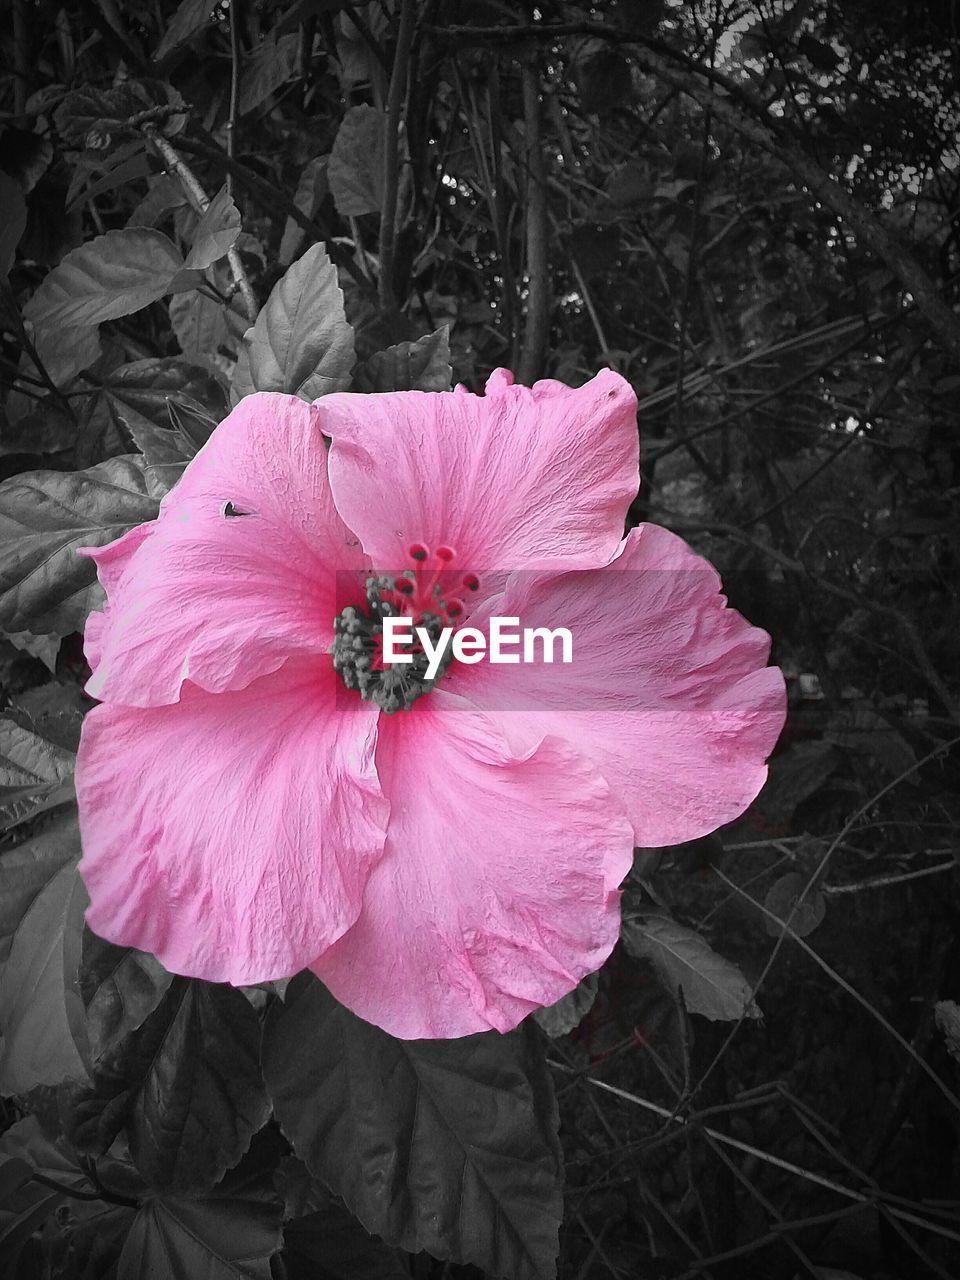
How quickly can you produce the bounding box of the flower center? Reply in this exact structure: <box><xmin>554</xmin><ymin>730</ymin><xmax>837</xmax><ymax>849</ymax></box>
<box><xmin>331</xmin><ymin>544</ymin><xmax>480</xmax><ymax>714</ymax></box>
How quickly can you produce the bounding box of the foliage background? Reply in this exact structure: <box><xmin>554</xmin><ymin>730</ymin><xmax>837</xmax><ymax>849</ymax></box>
<box><xmin>1</xmin><ymin>1</ymin><xmax>959</xmax><ymax>1278</ymax></box>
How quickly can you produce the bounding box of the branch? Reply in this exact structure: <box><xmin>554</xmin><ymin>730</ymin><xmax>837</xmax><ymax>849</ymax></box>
<box><xmin>143</xmin><ymin>127</ymin><xmax>258</xmax><ymax>324</ymax></box>
<box><xmin>170</xmin><ymin>134</ymin><xmax>368</xmax><ymax>288</ymax></box>
<box><xmin>665</xmin><ymin>516</ymin><xmax>960</xmax><ymax>723</ymax></box>
<box><xmin>517</xmin><ymin>58</ymin><xmax>550</xmax><ymax>384</ymax></box>
<box><xmin>378</xmin><ymin>0</ymin><xmax>416</xmax><ymax>309</ymax></box>
<box><xmin>226</xmin><ymin>0</ymin><xmax>241</xmax><ymax>202</ymax></box>
<box><xmin>427</xmin><ymin>21</ymin><xmax>960</xmax><ymax>357</ymax></box>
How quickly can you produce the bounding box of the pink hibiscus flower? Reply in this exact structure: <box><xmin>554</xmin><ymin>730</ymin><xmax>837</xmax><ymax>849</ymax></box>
<box><xmin>75</xmin><ymin>369</ymin><xmax>785</xmax><ymax>1040</ymax></box>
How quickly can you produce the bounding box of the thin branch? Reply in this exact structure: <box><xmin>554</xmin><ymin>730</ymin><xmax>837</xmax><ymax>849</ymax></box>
<box><xmin>31</xmin><ymin>1171</ymin><xmax>139</xmax><ymax>1210</ymax></box>
<box><xmin>824</xmin><ymin>859</ymin><xmax>957</xmax><ymax>895</ymax></box>
<box><xmin>518</xmin><ymin>56</ymin><xmax>551</xmax><ymax>384</ymax></box>
<box><xmin>143</xmin><ymin>127</ymin><xmax>257</xmax><ymax>323</ymax></box>
<box><xmin>226</xmin><ymin>0</ymin><xmax>241</xmax><ymax>201</ymax></box>
<box><xmin>549</xmin><ymin>1063</ymin><xmax>960</xmax><ymax>1246</ymax></box>
<box><xmin>378</xmin><ymin>0</ymin><xmax>416</xmax><ymax>309</ymax></box>
<box><xmin>427</xmin><ymin>20</ymin><xmax>960</xmax><ymax>356</ymax></box>
<box><xmin>712</xmin><ymin>866</ymin><xmax>960</xmax><ymax>1115</ymax></box>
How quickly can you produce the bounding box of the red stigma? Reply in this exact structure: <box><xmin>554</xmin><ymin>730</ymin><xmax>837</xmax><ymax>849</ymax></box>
<box><xmin>462</xmin><ymin>573</ymin><xmax>480</xmax><ymax>592</ymax></box>
<box><xmin>435</xmin><ymin>545</ymin><xmax>455</xmax><ymax>564</ymax></box>
<box><xmin>408</xmin><ymin>543</ymin><xmax>428</xmax><ymax>563</ymax></box>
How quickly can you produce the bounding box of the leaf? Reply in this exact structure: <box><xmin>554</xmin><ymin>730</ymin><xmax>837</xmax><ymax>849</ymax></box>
<box><xmin>577</xmin><ymin>49</ymin><xmax>634</xmax><ymax>115</ymax></box>
<box><xmin>328</xmin><ymin>105</ymin><xmax>385</xmax><ymax>217</ymax></box>
<box><xmin>80</xmin><ymin>933</ymin><xmax>174</xmax><ymax>1064</ymax></box>
<box><xmin>155</xmin><ymin>0</ymin><xmax>221</xmax><ymax>60</ymax></box>
<box><xmin>622</xmin><ymin>915</ymin><xmax>760</xmax><ymax>1022</ymax></box>
<box><xmin>0</xmin><ymin>809</ymin><xmax>90</xmax><ymax>1092</ymax></box>
<box><xmin>0</xmin><ymin>455</ymin><xmax>162</xmax><ymax>637</ymax></box>
<box><xmin>279</xmin><ymin>156</ymin><xmax>329</xmax><ymax>266</ymax></box>
<box><xmin>763</xmin><ymin>872</ymin><xmax>827</xmax><ymax>938</ymax></box>
<box><xmin>0</xmin><ymin>173</ymin><xmax>27</xmax><ymax>275</ymax></box>
<box><xmin>283</xmin><ymin>1199</ymin><xmax>410</xmax><ymax>1280</ymax></box>
<box><xmin>0</xmin><ymin>1116</ymin><xmax>96</xmax><ymax>1194</ymax></box>
<box><xmin>28</xmin><ymin>321</ymin><xmax>103</xmax><ymax>388</ymax></box>
<box><xmin>67</xmin><ymin>978</ymin><xmax>270</xmax><ymax>1190</ymax></box>
<box><xmin>185</xmin><ymin>187</ymin><xmax>242</xmax><ymax>271</ymax></box>
<box><xmin>24</xmin><ymin>229</ymin><xmax>187</xmax><ymax>328</ymax></box>
<box><xmin>3</xmin><ymin>630</ymin><xmax>60</xmax><ymax>674</ymax></box>
<box><xmin>169</xmin><ymin>285</ymin><xmax>233</xmax><ymax>358</ymax></box>
<box><xmin>752</xmin><ymin>741</ymin><xmax>839</xmax><ymax>826</ymax></box>
<box><xmin>0</xmin><ymin>807</ymin><xmax>80</xmax><ymax>963</ymax></box>
<box><xmin>935</xmin><ymin>1001</ymin><xmax>960</xmax><ymax>1065</ymax></box>
<box><xmin>825</xmin><ymin>702</ymin><xmax>917</xmax><ymax>783</ymax></box>
<box><xmin>6</xmin><ymin>681</ymin><xmax>85</xmax><ymax>752</ymax></box>
<box><xmin>0</xmin><ymin>1114</ymin><xmax>147</xmax><ymax>1213</ymax></box>
<box><xmin>0</xmin><ymin>715</ymin><xmax>75</xmax><ymax>832</ymax></box>
<box><xmin>119</xmin><ymin>1192</ymin><xmax>283</xmax><ymax>1280</ymax></box>
<box><xmin>0</xmin><ymin>1156</ymin><xmax>33</xmax><ymax>1203</ymax></box>
<box><xmin>90</xmin><ymin>357</ymin><xmax>225</xmax><ymax>446</ymax></box>
<box><xmin>352</xmin><ymin>327</ymin><xmax>453</xmax><ymax>393</ymax></box>
<box><xmin>263</xmin><ymin>974</ymin><xmax>563</xmax><ymax>1280</ymax></box>
<box><xmin>239</xmin><ymin>33</ymin><xmax>300</xmax><ymax>116</ymax></box>
<box><xmin>54</xmin><ymin>82</ymin><xmax>185</xmax><ymax>147</ymax></box>
<box><xmin>533</xmin><ymin>972</ymin><xmax>599</xmax><ymax>1039</ymax></box>
<box><xmin>0</xmin><ymin>1190</ymin><xmax>65</xmax><ymax>1266</ymax></box>
<box><xmin>230</xmin><ymin>243</ymin><xmax>355</xmax><ymax>404</ymax></box>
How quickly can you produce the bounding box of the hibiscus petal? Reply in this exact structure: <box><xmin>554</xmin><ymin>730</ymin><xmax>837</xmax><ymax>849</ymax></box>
<box><xmin>84</xmin><ymin>393</ymin><xmax>367</xmax><ymax>707</ymax></box>
<box><xmin>321</xmin><ymin>368</ymin><xmax>638</xmax><ymax>584</ymax></box>
<box><xmin>77</xmin><ymin>658</ymin><xmax>387</xmax><ymax>986</ymax></box>
<box><xmin>445</xmin><ymin>524</ymin><xmax>787</xmax><ymax>847</ymax></box>
<box><xmin>309</xmin><ymin>692</ymin><xmax>634</xmax><ymax>1039</ymax></box>
<box><xmin>81</xmin><ymin>523</ymin><xmax>154</xmax><ymax>671</ymax></box>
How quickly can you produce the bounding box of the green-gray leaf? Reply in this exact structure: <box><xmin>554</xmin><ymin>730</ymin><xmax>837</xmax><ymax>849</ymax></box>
<box><xmin>352</xmin><ymin>327</ymin><xmax>453</xmax><ymax>393</ymax></box>
<box><xmin>238</xmin><ymin>32</ymin><xmax>300</xmax><ymax>116</ymax></box>
<box><xmin>24</xmin><ymin>229</ymin><xmax>188</xmax><ymax>328</ymax></box>
<box><xmin>328</xmin><ymin>105</ymin><xmax>385</xmax><ymax>217</ymax></box>
<box><xmin>67</xmin><ymin>978</ymin><xmax>270</xmax><ymax>1190</ymax></box>
<box><xmin>184</xmin><ymin>187</ymin><xmax>242</xmax><ymax>271</ymax></box>
<box><xmin>0</xmin><ymin>455</ymin><xmax>162</xmax><ymax>637</ymax></box>
<box><xmin>0</xmin><ymin>809</ymin><xmax>89</xmax><ymax>1092</ymax></box>
<box><xmin>230</xmin><ymin>243</ymin><xmax>354</xmax><ymax>404</ymax></box>
<box><xmin>532</xmin><ymin>972</ymin><xmax>599</xmax><ymax>1039</ymax></box>
<box><xmin>622</xmin><ymin>915</ymin><xmax>760</xmax><ymax>1022</ymax></box>
<box><xmin>263</xmin><ymin>974</ymin><xmax>563</xmax><ymax>1280</ymax></box>
<box><xmin>119</xmin><ymin>1193</ymin><xmax>282</xmax><ymax>1280</ymax></box>
<box><xmin>0</xmin><ymin>715</ymin><xmax>75</xmax><ymax>832</ymax></box>
<box><xmin>155</xmin><ymin>0</ymin><xmax>220</xmax><ymax>61</ymax></box>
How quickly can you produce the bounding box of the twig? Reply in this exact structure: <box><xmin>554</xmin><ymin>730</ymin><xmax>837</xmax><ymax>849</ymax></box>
<box><xmin>712</xmin><ymin>866</ymin><xmax>960</xmax><ymax>1115</ymax></box>
<box><xmin>518</xmin><ymin>56</ymin><xmax>551</xmax><ymax>384</ymax></box>
<box><xmin>666</xmin><ymin>517</ymin><xmax>960</xmax><ymax>724</ymax></box>
<box><xmin>31</xmin><ymin>1171</ymin><xmax>139</xmax><ymax>1210</ymax></box>
<box><xmin>824</xmin><ymin>859</ymin><xmax>957</xmax><ymax>895</ymax></box>
<box><xmin>378</xmin><ymin>0</ymin><xmax>416</xmax><ymax>309</ymax></box>
<box><xmin>426</xmin><ymin>21</ymin><xmax>960</xmax><ymax>355</ymax></box>
<box><xmin>549</xmin><ymin>1063</ymin><xmax>960</xmax><ymax>1245</ymax></box>
<box><xmin>143</xmin><ymin>127</ymin><xmax>257</xmax><ymax>323</ymax></box>
<box><xmin>226</xmin><ymin>0</ymin><xmax>241</xmax><ymax>201</ymax></box>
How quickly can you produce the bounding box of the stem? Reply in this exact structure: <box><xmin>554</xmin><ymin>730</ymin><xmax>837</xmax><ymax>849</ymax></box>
<box><xmin>143</xmin><ymin>127</ymin><xmax>257</xmax><ymax>323</ymax></box>
<box><xmin>31</xmin><ymin>1172</ymin><xmax>139</xmax><ymax>1210</ymax></box>
<box><xmin>12</xmin><ymin>0</ymin><xmax>28</xmax><ymax>115</ymax></box>
<box><xmin>517</xmin><ymin>57</ymin><xmax>550</xmax><ymax>385</ymax></box>
<box><xmin>549</xmin><ymin>1062</ymin><xmax>960</xmax><ymax>1246</ymax></box>
<box><xmin>378</xmin><ymin>0</ymin><xmax>416</xmax><ymax>310</ymax></box>
<box><xmin>226</xmin><ymin>0</ymin><xmax>241</xmax><ymax>201</ymax></box>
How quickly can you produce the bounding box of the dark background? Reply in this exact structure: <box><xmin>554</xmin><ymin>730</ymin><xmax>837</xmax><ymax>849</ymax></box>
<box><xmin>2</xmin><ymin>2</ymin><xmax>960</xmax><ymax>1278</ymax></box>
